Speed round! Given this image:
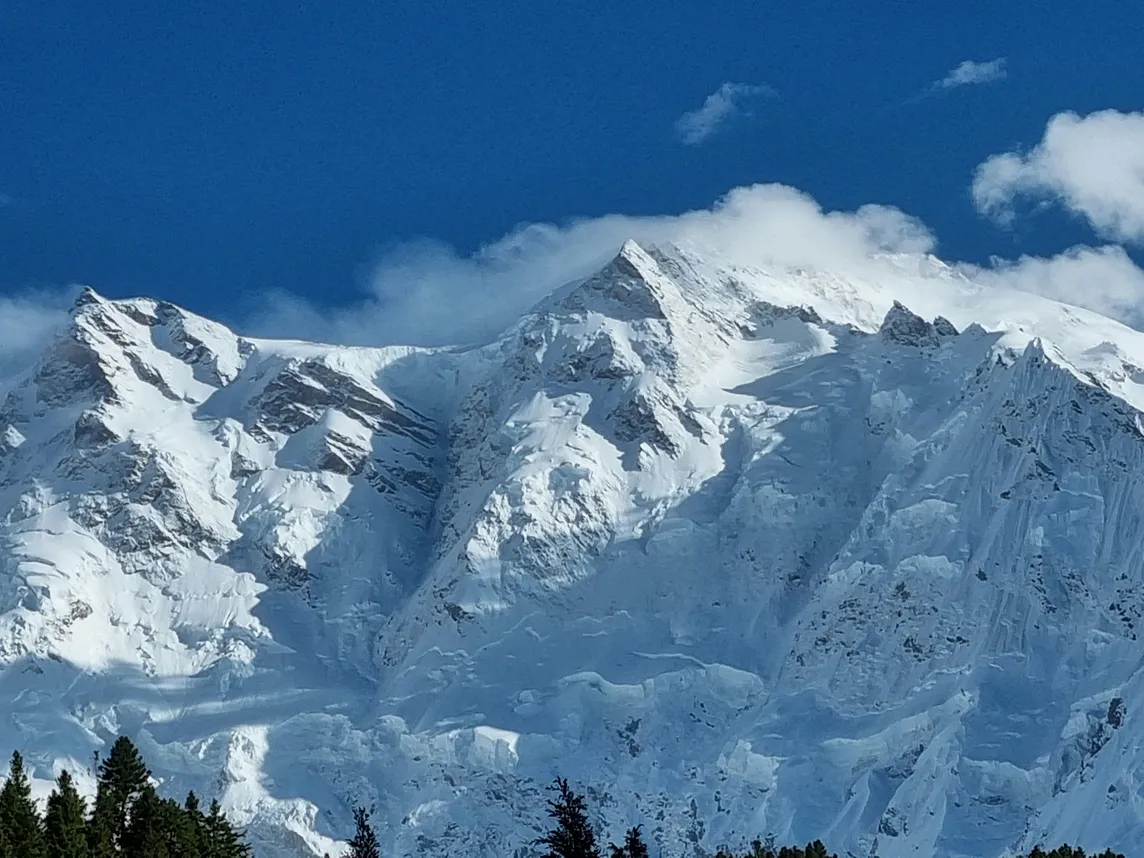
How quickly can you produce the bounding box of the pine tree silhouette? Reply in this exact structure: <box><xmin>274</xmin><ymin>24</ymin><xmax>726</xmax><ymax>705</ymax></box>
<box><xmin>0</xmin><ymin>741</ymin><xmax>252</xmax><ymax>858</ymax></box>
<box><xmin>0</xmin><ymin>750</ymin><xmax>47</xmax><ymax>858</ymax></box>
<box><xmin>201</xmin><ymin>798</ymin><xmax>253</xmax><ymax>858</ymax></box>
<box><xmin>90</xmin><ymin>736</ymin><xmax>152</xmax><ymax>852</ymax></box>
<box><xmin>347</xmin><ymin>806</ymin><xmax>381</xmax><ymax>858</ymax></box>
<box><xmin>610</xmin><ymin>825</ymin><xmax>649</xmax><ymax>858</ymax></box>
<box><xmin>535</xmin><ymin>778</ymin><xmax>601</xmax><ymax>858</ymax></box>
<box><xmin>43</xmin><ymin>769</ymin><xmax>87</xmax><ymax>858</ymax></box>
<box><xmin>161</xmin><ymin>794</ymin><xmax>201</xmax><ymax>858</ymax></box>
<box><xmin>180</xmin><ymin>792</ymin><xmax>208</xmax><ymax>857</ymax></box>
<box><xmin>122</xmin><ymin>786</ymin><xmax>171</xmax><ymax>858</ymax></box>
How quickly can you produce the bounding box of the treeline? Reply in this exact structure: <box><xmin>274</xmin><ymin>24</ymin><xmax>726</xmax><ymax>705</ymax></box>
<box><xmin>2</xmin><ymin>748</ymin><xmax>1132</xmax><ymax>858</ymax></box>
<box><xmin>0</xmin><ymin>736</ymin><xmax>250</xmax><ymax>858</ymax></box>
<box><xmin>532</xmin><ymin>778</ymin><xmax>1130</xmax><ymax>858</ymax></box>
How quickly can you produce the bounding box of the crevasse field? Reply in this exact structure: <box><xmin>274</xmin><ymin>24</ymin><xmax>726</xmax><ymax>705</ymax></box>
<box><xmin>3</xmin><ymin>241</ymin><xmax>1144</xmax><ymax>857</ymax></box>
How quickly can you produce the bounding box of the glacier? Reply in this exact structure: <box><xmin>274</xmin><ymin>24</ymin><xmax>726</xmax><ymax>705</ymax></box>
<box><xmin>3</xmin><ymin>240</ymin><xmax>1144</xmax><ymax>857</ymax></box>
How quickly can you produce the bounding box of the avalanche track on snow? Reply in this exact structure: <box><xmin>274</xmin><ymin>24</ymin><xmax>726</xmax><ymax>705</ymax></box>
<box><xmin>4</xmin><ymin>241</ymin><xmax>1144</xmax><ymax>857</ymax></box>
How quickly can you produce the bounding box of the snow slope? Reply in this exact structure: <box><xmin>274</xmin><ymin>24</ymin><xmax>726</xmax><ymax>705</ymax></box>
<box><xmin>4</xmin><ymin>243</ymin><xmax>1144</xmax><ymax>857</ymax></box>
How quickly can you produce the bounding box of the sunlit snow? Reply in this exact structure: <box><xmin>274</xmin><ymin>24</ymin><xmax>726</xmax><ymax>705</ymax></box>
<box><xmin>2</xmin><ymin>243</ymin><xmax>1144</xmax><ymax>857</ymax></box>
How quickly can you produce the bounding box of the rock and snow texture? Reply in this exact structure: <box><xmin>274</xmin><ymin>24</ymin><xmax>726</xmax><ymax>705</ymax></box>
<box><xmin>5</xmin><ymin>242</ymin><xmax>1144</xmax><ymax>857</ymax></box>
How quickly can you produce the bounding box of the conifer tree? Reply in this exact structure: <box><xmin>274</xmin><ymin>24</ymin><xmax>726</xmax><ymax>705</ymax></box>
<box><xmin>346</xmin><ymin>806</ymin><xmax>381</xmax><ymax>858</ymax></box>
<box><xmin>0</xmin><ymin>750</ymin><xmax>47</xmax><ymax>858</ymax></box>
<box><xmin>609</xmin><ymin>825</ymin><xmax>648</xmax><ymax>858</ymax></box>
<box><xmin>535</xmin><ymin>778</ymin><xmax>601</xmax><ymax>858</ymax></box>
<box><xmin>43</xmin><ymin>769</ymin><xmax>87</xmax><ymax>858</ymax></box>
<box><xmin>201</xmin><ymin>798</ymin><xmax>252</xmax><ymax>858</ymax></box>
<box><xmin>181</xmin><ymin>792</ymin><xmax>207</xmax><ymax>857</ymax></box>
<box><xmin>0</xmin><ymin>741</ymin><xmax>251</xmax><ymax>858</ymax></box>
<box><xmin>123</xmin><ymin>786</ymin><xmax>170</xmax><ymax>858</ymax></box>
<box><xmin>627</xmin><ymin>826</ymin><xmax>649</xmax><ymax>858</ymax></box>
<box><xmin>122</xmin><ymin>786</ymin><xmax>199</xmax><ymax>858</ymax></box>
<box><xmin>91</xmin><ymin>736</ymin><xmax>152</xmax><ymax>851</ymax></box>
<box><xmin>87</xmin><ymin>803</ymin><xmax>117</xmax><ymax>858</ymax></box>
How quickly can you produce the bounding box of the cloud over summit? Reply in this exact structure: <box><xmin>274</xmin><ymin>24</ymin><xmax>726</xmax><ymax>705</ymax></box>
<box><xmin>250</xmin><ymin>168</ymin><xmax>1144</xmax><ymax>348</ymax></box>
<box><xmin>250</xmin><ymin>184</ymin><xmax>937</xmax><ymax>347</ymax></box>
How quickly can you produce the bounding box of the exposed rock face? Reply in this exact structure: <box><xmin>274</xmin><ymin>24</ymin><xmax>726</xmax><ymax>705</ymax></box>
<box><xmin>880</xmin><ymin>300</ymin><xmax>960</xmax><ymax>347</ymax></box>
<box><xmin>5</xmin><ymin>242</ymin><xmax>1144</xmax><ymax>858</ymax></box>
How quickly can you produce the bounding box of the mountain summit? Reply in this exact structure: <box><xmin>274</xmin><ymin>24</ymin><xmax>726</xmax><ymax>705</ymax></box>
<box><xmin>3</xmin><ymin>242</ymin><xmax>1144</xmax><ymax>857</ymax></box>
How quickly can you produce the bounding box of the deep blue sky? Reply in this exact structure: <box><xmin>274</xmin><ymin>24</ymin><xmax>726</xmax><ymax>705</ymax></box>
<box><xmin>2</xmin><ymin>1</ymin><xmax>1142</xmax><ymax>322</ymax></box>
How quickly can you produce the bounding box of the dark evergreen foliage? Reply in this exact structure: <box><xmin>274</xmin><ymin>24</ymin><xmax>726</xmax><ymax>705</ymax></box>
<box><xmin>201</xmin><ymin>798</ymin><xmax>253</xmax><ymax>858</ymax></box>
<box><xmin>710</xmin><ymin>839</ymin><xmax>1125</xmax><ymax>858</ymax></box>
<box><xmin>533</xmin><ymin>777</ymin><xmax>1129</xmax><ymax>858</ymax></box>
<box><xmin>535</xmin><ymin>778</ymin><xmax>601</xmax><ymax>858</ymax></box>
<box><xmin>610</xmin><ymin>825</ymin><xmax>649</xmax><ymax>858</ymax></box>
<box><xmin>714</xmin><ymin>840</ymin><xmax>839</xmax><ymax>858</ymax></box>
<box><xmin>43</xmin><ymin>770</ymin><xmax>88</xmax><ymax>858</ymax></box>
<box><xmin>121</xmin><ymin>786</ymin><xmax>171</xmax><ymax>858</ymax></box>
<box><xmin>0</xmin><ymin>737</ymin><xmax>251</xmax><ymax>858</ymax></box>
<box><xmin>1026</xmin><ymin>847</ymin><xmax>1126</xmax><ymax>858</ymax></box>
<box><xmin>85</xmin><ymin>804</ymin><xmax>117</xmax><ymax>858</ymax></box>
<box><xmin>0</xmin><ymin>750</ymin><xmax>47</xmax><ymax>858</ymax></box>
<box><xmin>346</xmin><ymin>806</ymin><xmax>381</xmax><ymax>858</ymax></box>
<box><xmin>1</xmin><ymin>743</ymin><xmax>1137</xmax><ymax>858</ymax></box>
<box><xmin>91</xmin><ymin>736</ymin><xmax>151</xmax><ymax>851</ymax></box>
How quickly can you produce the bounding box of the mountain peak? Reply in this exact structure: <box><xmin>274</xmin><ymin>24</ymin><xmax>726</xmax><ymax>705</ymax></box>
<box><xmin>7</xmin><ymin>245</ymin><xmax>1144</xmax><ymax>858</ymax></box>
<box><xmin>71</xmin><ymin>285</ymin><xmax>105</xmax><ymax>310</ymax></box>
<box><xmin>554</xmin><ymin>239</ymin><xmax>676</xmax><ymax>323</ymax></box>
<box><xmin>618</xmin><ymin>237</ymin><xmax>648</xmax><ymax>257</ymax></box>
<box><xmin>879</xmin><ymin>299</ymin><xmax>958</xmax><ymax>346</ymax></box>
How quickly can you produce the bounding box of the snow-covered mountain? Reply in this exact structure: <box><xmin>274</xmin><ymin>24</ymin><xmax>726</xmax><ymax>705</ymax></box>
<box><xmin>5</xmin><ymin>240</ymin><xmax>1144</xmax><ymax>858</ymax></box>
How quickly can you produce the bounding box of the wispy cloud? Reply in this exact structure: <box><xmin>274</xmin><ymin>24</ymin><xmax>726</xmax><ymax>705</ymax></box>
<box><xmin>674</xmin><ymin>82</ymin><xmax>774</xmax><ymax>146</ymax></box>
<box><xmin>0</xmin><ymin>288</ymin><xmax>76</xmax><ymax>377</ymax></box>
<box><xmin>974</xmin><ymin>109</ymin><xmax>1144</xmax><ymax>244</ymax></box>
<box><xmin>907</xmin><ymin>58</ymin><xmax>1008</xmax><ymax>103</ymax></box>
<box><xmin>935</xmin><ymin>58</ymin><xmax>1008</xmax><ymax>90</ymax></box>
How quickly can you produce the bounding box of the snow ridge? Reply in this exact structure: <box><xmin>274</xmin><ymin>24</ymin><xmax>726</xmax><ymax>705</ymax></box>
<box><xmin>3</xmin><ymin>243</ymin><xmax>1144</xmax><ymax>858</ymax></box>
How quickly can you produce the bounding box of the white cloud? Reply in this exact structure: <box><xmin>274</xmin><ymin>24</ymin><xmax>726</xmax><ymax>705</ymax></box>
<box><xmin>248</xmin><ymin>184</ymin><xmax>934</xmax><ymax>347</ymax></box>
<box><xmin>247</xmin><ymin>175</ymin><xmax>1144</xmax><ymax>348</ymax></box>
<box><xmin>973</xmin><ymin>110</ymin><xmax>1144</xmax><ymax>243</ymax></box>
<box><xmin>674</xmin><ymin>82</ymin><xmax>774</xmax><ymax>146</ymax></box>
<box><xmin>0</xmin><ymin>289</ymin><xmax>74</xmax><ymax>378</ymax></box>
<box><xmin>934</xmin><ymin>58</ymin><xmax>1007</xmax><ymax>90</ymax></box>
<box><xmin>7</xmin><ymin>164</ymin><xmax>1143</xmax><ymax>361</ymax></box>
<box><xmin>963</xmin><ymin>244</ymin><xmax>1144</xmax><ymax>326</ymax></box>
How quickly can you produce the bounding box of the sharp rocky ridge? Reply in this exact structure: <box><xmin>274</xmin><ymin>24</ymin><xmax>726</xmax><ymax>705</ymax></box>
<box><xmin>4</xmin><ymin>240</ymin><xmax>1144</xmax><ymax>857</ymax></box>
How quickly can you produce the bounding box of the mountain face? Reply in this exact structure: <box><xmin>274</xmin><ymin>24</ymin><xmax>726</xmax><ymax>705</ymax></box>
<box><xmin>5</xmin><ymin>241</ymin><xmax>1144</xmax><ymax>857</ymax></box>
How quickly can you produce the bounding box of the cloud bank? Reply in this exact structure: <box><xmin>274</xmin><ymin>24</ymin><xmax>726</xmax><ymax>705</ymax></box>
<box><xmin>10</xmin><ymin>110</ymin><xmax>1144</xmax><ymax>358</ymax></box>
<box><xmin>248</xmin><ymin>165</ymin><xmax>1144</xmax><ymax>347</ymax></box>
<box><xmin>974</xmin><ymin>109</ymin><xmax>1144</xmax><ymax>244</ymax></box>
<box><xmin>251</xmin><ymin>184</ymin><xmax>934</xmax><ymax>347</ymax></box>
<box><xmin>965</xmin><ymin>244</ymin><xmax>1144</xmax><ymax>326</ymax></box>
<box><xmin>674</xmin><ymin>82</ymin><xmax>774</xmax><ymax>146</ymax></box>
